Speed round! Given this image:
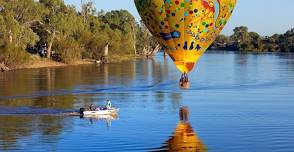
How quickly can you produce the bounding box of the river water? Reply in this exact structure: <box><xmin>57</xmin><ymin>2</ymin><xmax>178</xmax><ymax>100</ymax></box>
<box><xmin>0</xmin><ymin>52</ymin><xmax>294</xmax><ymax>152</ymax></box>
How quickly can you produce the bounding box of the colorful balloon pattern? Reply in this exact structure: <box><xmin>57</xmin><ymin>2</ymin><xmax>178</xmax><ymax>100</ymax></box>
<box><xmin>135</xmin><ymin>0</ymin><xmax>237</xmax><ymax>73</ymax></box>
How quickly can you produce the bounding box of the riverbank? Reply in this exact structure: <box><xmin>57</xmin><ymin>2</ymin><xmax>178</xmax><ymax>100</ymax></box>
<box><xmin>12</xmin><ymin>59</ymin><xmax>94</xmax><ymax>70</ymax></box>
<box><xmin>0</xmin><ymin>54</ymin><xmax>138</xmax><ymax>72</ymax></box>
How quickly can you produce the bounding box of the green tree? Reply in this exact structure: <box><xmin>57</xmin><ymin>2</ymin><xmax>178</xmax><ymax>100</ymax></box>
<box><xmin>249</xmin><ymin>32</ymin><xmax>263</xmax><ymax>51</ymax></box>
<box><xmin>0</xmin><ymin>0</ymin><xmax>161</xmax><ymax>68</ymax></box>
<box><xmin>39</xmin><ymin>0</ymin><xmax>66</xmax><ymax>58</ymax></box>
<box><xmin>102</xmin><ymin>10</ymin><xmax>137</xmax><ymax>54</ymax></box>
<box><xmin>0</xmin><ymin>1</ymin><xmax>39</xmax><ymax>66</ymax></box>
<box><xmin>230</xmin><ymin>26</ymin><xmax>253</xmax><ymax>51</ymax></box>
<box><xmin>81</xmin><ymin>0</ymin><xmax>96</xmax><ymax>24</ymax></box>
<box><xmin>279</xmin><ymin>28</ymin><xmax>294</xmax><ymax>52</ymax></box>
<box><xmin>136</xmin><ymin>21</ymin><xmax>158</xmax><ymax>55</ymax></box>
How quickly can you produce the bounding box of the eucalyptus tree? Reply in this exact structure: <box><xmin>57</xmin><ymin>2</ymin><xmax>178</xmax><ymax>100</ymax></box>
<box><xmin>0</xmin><ymin>0</ymin><xmax>40</xmax><ymax>66</ymax></box>
<box><xmin>136</xmin><ymin>21</ymin><xmax>159</xmax><ymax>55</ymax></box>
<box><xmin>81</xmin><ymin>0</ymin><xmax>96</xmax><ymax>24</ymax></box>
<box><xmin>231</xmin><ymin>26</ymin><xmax>253</xmax><ymax>51</ymax></box>
<box><xmin>102</xmin><ymin>10</ymin><xmax>137</xmax><ymax>54</ymax></box>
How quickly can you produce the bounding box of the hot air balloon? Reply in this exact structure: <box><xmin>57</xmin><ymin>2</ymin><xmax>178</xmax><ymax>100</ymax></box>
<box><xmin>135</xmin><ymin>0</ymin><xmax>237</xmax><ymax>89</ymax></box>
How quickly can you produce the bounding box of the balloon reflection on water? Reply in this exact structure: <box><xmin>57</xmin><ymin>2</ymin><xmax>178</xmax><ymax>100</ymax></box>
<box><xmin>154</xmin><ymin>107</ymin><xmax>206</xmax><ymax>152</ymax></box>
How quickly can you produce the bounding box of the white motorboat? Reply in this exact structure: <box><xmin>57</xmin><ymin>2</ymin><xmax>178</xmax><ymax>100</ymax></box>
<box><xmin>80</xmin><ymin>100</ymin><xmax>119</xmax><ymax>116</ymax></box>
<box><xmin>80</xmin><ymin>108</ymin><xmax>119</xmax><ymax>116</ymax></box>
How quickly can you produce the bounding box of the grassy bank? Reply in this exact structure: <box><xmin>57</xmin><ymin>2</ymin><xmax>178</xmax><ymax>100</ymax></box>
<box><xmin>11</xmin><ymin>57</ymin><xmax>93</xmax><ymax>70</ymax></box>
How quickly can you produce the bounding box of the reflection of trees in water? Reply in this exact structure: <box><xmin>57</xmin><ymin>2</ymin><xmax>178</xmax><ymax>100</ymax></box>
<box><xmin>0</xmin><ymin>65</ymin><xmax>102</xmax><ymax>97</ymax></box>
<box><xmin>0</xmin><ymin>95</ymin><xmax>75</xmax><ymax>151</ymax></box>
<box><xmin>153</xmin><ymin>92</ymin><xmax>182</xmax><ymax>110</ymax></box>
<box><xmin>0</xmin><ymin>95</ymin><xmax>75</xmax><ymax>150</ymax></box>
<box><xmin>0</xmin><ymin>59</ymin><xmax>183</xmax><ymax>150</ymax></box>
<box><xmin>0</xmin><ymin>95</ymin><xmax>76</xmax><ymax>109</ymax></box>
<box><xmin>129</xmin><ymin>57</ymin><xmax>171</xmax><ymax>86</ymax></box>
<box><xmin>150</xmin><ymin>57</ymin><xmax>172</xmax><ymax>84</ymax></box>
<box><xmin>233</xmin><ymin>53</ymin><xmax>249</xmax><ymax>85</ymax></box>
<box><xmin>234</xmin><ymin>53</ymin><xmax>249</xmax><ymax>65</ymax></box>
<box><xmin>94</xmin><ymin>58</ymin><xmax>173</xmax><ymax>91</ymax></box>
<box><xmin>0</xmin><ymin>116</ymin><xmax>33</xmax><ymax>151</ymax></box>
<box><xmin>140</xmin><ymin>59</ymin><xmax>149</xmax><ymax>80</ymax></box>
<box><xmin>0</xmin><ymin>69</ymin><xmax>41</xmax><ymax>97</ymax></box>
<box><xmin>274</xmin><ymin>53</ymin><xmax>294</xmax><ymax>80</ymax></box>
<box><xmin>101</xmin><ymin>64</ymin><xmax>109</xmax><ymax>85</ymax></box>
<box><xmin>34</xmin><ymin>96</ymin><xmax>76</xmax><ymax>109</ymax></box>
<box><xmin>234</xmin><ymin>53</ymin><xmax>294</xmax><ymax>84</ymax></box>
<box><xmin>277</xmin><ymin>53</ymin><xmax>294</xmax><ymax>79</ymax></box>
<box><xmin>277</xmin><ymin>52</ymin><xmax>294</xmax><ymax>60</ymax></box>
<box><xmin>151</xmin><ymin>58</ymin><xmax>164</xmax><ymax>83</ymax></box>
<box><xmin>0</xmin><ymin>115</ymin><xmax>73</xmax><ymax>151</ymax></box>
<box><xmin>163</xmin><ymin>57</ymin><xmax>170</xmax><ymax>80</ymax></box>
<box><xmin>97</xmin><ymin>64</ymin><xmax>136</xmax><ymax>85</ymax></box>
<box><xmin>0</xmin><ymin>58</ymin><xmax>174</xmax><ymax>100</ymax></box>
<box><xmin>170</xmin><ymin>93</ymin><xmax>182</xmax><ymax>110</ymax></box>
<box><xmin>98</xmin><ymin>62</ymin><xmax>137</xmax><ymax>86</ymax></box>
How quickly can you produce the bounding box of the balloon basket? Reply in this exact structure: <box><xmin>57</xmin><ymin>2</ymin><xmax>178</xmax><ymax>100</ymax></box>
<box><xmin>179</xmin><ymin>81</ymin><xmax>190</xmax><ymax>89</ymax></box>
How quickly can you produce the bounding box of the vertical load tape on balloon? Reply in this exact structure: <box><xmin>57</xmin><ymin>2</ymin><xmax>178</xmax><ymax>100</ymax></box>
<box><xmin>135</xmin><ymin>0</ymin><xmax>237</xmax><ymax>73</ymax></box>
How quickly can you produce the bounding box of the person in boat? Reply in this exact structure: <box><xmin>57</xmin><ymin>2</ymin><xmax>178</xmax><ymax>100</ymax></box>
<box><xmin>106</xmin><ymin>100</ymin><xmax>112</xmax><ymax>110</ymax></box>
<box><xmin>88</xmin><ymin>100</ymin><xmax>112</xmax><ymax>111</ymax></box>
<box><xmin>89</xmin><ymin>104</ymin><xmax>95</xmax><ymax>111</ymax></box>
<box><xmin>89</xmin><ymin>104</ymin><xmax>101</xmax><ymax>111</ymax></box>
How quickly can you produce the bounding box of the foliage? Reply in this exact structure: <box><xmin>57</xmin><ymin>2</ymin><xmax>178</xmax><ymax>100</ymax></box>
<box><xmin>0</xmin><ymin>44</ymin><xmax>31</xmax><ymax>67</ymax></box>
<box><xmin>212</xmin><ymin>26</ymin><xmax>294</xmax><ymax>52</ymax></box>
<box><xmin>136</xmin><ymin>21</ymin><xmax>159</xmax><ymax>55</ymax></box>
<box><xmin>53</xmin><ymin>37</ymin><xmax>83</xmax><ymax>63</ymax></box>
<box><xmin>0</xmin><ymin>0</ymin><xmax>153</xmax><ymax>67</ymax></box>
<box><xmin>4</xmin><ymin>0</ymin><xmax>293</xmax><ymax>68</ymax></box>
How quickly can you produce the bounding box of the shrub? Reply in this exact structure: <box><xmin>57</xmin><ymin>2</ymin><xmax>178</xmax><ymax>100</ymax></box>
<box><xmin>53</xmin><ymin>38</ymin><xmax>83</xmax><ymax>64</ymax></box>
<box><xmin>0</xmin><ymin>44</ymin><xmax>30</xmax><ymax>67</ymax></box>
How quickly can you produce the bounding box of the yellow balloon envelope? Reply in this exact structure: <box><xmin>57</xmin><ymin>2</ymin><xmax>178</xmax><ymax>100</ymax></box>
<box><xmin>135</xmin><ymin>0</ymin><xmax>237</xmax><ymax>73</ymax></box>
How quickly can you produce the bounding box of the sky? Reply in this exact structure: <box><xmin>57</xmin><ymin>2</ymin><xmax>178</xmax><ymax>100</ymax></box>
<box><xmin>64</xmin><ymin>0</ymin><xmax>294</xmax><ymax>36</ymax></box>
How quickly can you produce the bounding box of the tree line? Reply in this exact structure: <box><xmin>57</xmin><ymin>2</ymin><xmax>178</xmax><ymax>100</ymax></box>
<box><xmin>211</xmin><ymin>26</ymin><xmax>294</xmax><ymax>52</ymax></box>
<box><xmin>0</xmin><ymin>0</ymin><xmax>157</xmax><ymax>68</ymax></box>
<box><xmin>1</xmin><ymin>0</ymin><xmax>293</xmax><ymax>69</ymax></box>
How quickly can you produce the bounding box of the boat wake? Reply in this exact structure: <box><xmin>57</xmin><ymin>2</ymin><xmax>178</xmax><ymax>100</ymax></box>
<box><xmin>0</xmin><ymin>106</ymin><xmax>78</xmax><ymax>116</ymax></box>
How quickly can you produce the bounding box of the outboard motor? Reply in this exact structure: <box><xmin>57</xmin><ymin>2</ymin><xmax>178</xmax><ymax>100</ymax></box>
<box><xmin>79</xmin><ymin>108</ymin><xmax>85</xmax><ymax>115</ymax></box>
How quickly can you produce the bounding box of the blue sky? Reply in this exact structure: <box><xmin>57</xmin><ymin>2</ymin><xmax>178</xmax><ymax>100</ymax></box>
<box><xmin>64</xmin><ymin>0</ymin><xmax>294</xmax><ymax>36</ymax></box>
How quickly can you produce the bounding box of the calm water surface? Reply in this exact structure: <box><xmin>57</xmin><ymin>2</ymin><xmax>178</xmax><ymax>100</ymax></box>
<box><xmin>0</xmin><ymin>52</ymin><xmax>294</xmax><ymax>152</ymax></box>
